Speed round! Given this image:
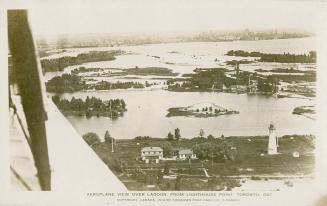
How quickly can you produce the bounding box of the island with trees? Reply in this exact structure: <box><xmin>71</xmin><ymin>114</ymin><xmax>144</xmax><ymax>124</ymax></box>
<box><xmin>167</xmin><ymin>68</ymin><xmax>277</xmax><ymax>93</ymax></box>
<box><xmin>167</xmin><ymin>68</ymin><xmax>232</xmax><ymax>92</ymax></box>
<box><xmin>46</xmin><ymin>74</ymin><xmax>86</xmax><ymax>93</ymax></box>
<box><xmin>71</xmin><ymin>66</ymin><xmax>113</xmax><ymax>75</ymax></box>
<box><xmin>292</xmin><ymin>106</ymin><xmax>315</xmax><ymax>119</ymax></box>
<box><xmin>167</xmin><ymin>66</ymin><xmax>315</xmax><ymax>97</ymax></box>
<box><xmin>226</xmin><ymin>50</ymin><xmax>316</xmax><ymax>63</ymax></box>
<box><xmin>52</xmin><ymin>95</ymin><xmax>127</xmax><ymax>118</ymax></box>
<box><xmin>71</xmin><ymin>66</ymin><xmax>178</xmax><ymax>77</ymax></box>
<box><xmin>41</xmin><ymin>50</ymin><xmax>123</xmax><ymax>72</ymax></box>
<box><xmin>225</xmin><ymin>59</ymin><xmax>255</xmax><ymax>65</ymax></box>
<box><xmin>45</xmin><ymin>66</ymin><xmax>178</xmax><ymax>93</ymax></box>
<box><xmin>46</xmin><ymin>74</ymin><xmax>147</xmax><ymax>93</ymax></box>
<box><xmin>166</xmin><ymin>102</ymin><xmax>239</xmax><ymax>117</ymax></box>
<box><xmin>92</xmin><ymin>80</ymin><xmax>145</xmax><ymax>90</ymax></box>
<box><xmin>254</xmin><ymin>68</ymin><xmax>314</xmax><ymax>74</ymax></box>
<box><xmin>124</xmin><ymin>67</ymin><xmax>178</xmax><ymax>76</ymax></box>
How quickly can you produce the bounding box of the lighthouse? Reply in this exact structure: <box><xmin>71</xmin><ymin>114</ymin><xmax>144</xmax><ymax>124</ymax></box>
<box><xmin>268</xmin><ymin>123</ymin><xmax>278</xmax><ymax>155</ymax></box>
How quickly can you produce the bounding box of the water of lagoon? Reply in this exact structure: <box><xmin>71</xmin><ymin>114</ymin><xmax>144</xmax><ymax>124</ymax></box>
<box><xmin>46</xmin><ymin>37</ymin><xmax>316</xmax><ymax>139</ymax></box>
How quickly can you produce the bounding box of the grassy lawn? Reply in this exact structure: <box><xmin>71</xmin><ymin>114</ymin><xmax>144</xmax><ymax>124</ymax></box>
<box><xmin>91</xmin><ymin>135</ymin><xmax>314</xmax><ymax>190</ymax></box>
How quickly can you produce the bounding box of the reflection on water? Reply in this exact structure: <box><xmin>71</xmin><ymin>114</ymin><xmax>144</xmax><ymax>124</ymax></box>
<box><xmin>60</xmin><ymin>90</ymin><xmax>315</xmax><ymax>139</ymax></box>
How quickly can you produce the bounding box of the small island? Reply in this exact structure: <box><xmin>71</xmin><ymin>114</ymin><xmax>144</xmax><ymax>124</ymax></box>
<box><xmin>226</xmin><ymin>50</ymin><xmax>316</xmax><ymax>63</ymax></box>
<box><xmin>124</xmin><ymin>67</ymin><xmax>178</xmax><ymax>76</ymax></box>
<box><xmin>254</xmin><ymin>68</ymin><xmax>313</xmax><ymax>74</ymax></box>
<box><xmin>41</xmin><ymin>50</ymin><xmax>123</xmax><ymax>72</ymax></box>
<box><xmin>166</xmin><ymin>102</ymin><xmax>239</xmax><ymax>117</ymax></box>
<box><xmin>69</xmin><ymin>66</ymin><xmax>178</xmax><ymax>77</ymax></box>
<box><xmin>293</xmin><ymin>106</ymin><xmax>315</xmax><ymax>120</ymax></box>
<box><xmin>52</xmin><ymin>95</ymin><xmax>127</xmax><ymax>118</ymax></box>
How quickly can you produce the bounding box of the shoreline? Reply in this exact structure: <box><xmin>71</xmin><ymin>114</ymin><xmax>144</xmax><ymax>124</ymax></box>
<box><xmin>41</xmin><ymin>37</ymin><xmax>314</xmax><ymax>53</ymax></box>
<box><xmin>51</xmin><ymin>87</ymin><xmax>315</xmax><ymax>101</ymax></box>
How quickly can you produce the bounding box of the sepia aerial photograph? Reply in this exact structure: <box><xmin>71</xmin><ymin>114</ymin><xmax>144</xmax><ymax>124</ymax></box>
<box><xmin>5</xmin><ymin>0</ymin><xmax>324</xmax><ymax>196</ymax></box>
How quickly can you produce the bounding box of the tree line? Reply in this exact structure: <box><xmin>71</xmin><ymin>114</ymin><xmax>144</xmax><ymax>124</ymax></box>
<box><xmin>41</xmin><ymin>50</ymin><xmax>122</xmax><ymax>72</ymax></box>
<box><xmin>82</xmin><ymin>130</ymin><xmax>115</xmax><ymax>146</ymax></box>
<box><xmin>226</xmin><ymin>50</ymin><xmax>316</xmax><ymax>63</ymax></box>
<box><xmin>167</xmin><ymin>68</ymin><xmax>254</xmax><ymax>91</ymax></box>
<box><xmin>168</xmin><ymin>67</ymin><xmax>314</xmax><ymax>94</ymax></box>
<box><xmin>46</xmin><ymin>74</ymin><xmax>147</xmax><ymax>93</ymax></box>
<box><xmin>46</xmin><ymin>74</ymin><xmax>86</xmax><ymax>93</ymax></box>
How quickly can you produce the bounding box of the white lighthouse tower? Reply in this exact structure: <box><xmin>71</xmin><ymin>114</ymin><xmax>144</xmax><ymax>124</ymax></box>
<box><xmin>268</xmin><ymin>123</ymin><xmax>278</xmax><ymax>155</ymax></box>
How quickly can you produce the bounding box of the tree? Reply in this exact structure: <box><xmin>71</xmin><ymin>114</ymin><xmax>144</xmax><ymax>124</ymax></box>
<box><xmin>86</xmin><ymin>110</ymin><xmax>91</xmax><ymax>118</ymax></box>
<box><xmin>104</xmin><ymin>130</ymin><xmax>112</xmax><ymax>143</ymax></box>
<box><xmin>157</xmin><ymin>170</ymin><xmax>163</xmax><ymax>184</ymax></box>
<box><xmin>51</xmin><ymin>95</ymin><xmax>60</xmax><ymax>105</ymax></box>
<box><xmin>207</xmin><ymin>134</ymin><xmax>215</xmax><ymax>140</ymax></box>
<box><xmin>174</xmin><ymin>128</ymin><xmax>181</xmax><ymax>141</ymax></box>
<box><xmin>192</xmin><ymin>140</ymin><xmax>236</xmax><ymax>162</ymax></box>
<box><xmin>161</xmin><ymin>142</ymin><xmax>173</xmax><ymax>157</ymax></box>
<box><xmin>164</xmin><ymin>162</ymin><xmax>170</xmax><ymax>175</ymax></box>
<box><xmin>192</xmin><ymin>143</ymin><xmax>209</xmax><ymax>159</ymax></box>
<box><xmin>167</xmin><ymin>132</ymin><xmax>174</xmax><ymax>141</ymax></box>
<box><xmin>85</xmin><ymin>96</ymin><xmax>91</xmax><ymax>107</ymax></box>
<box><xmin>120</xmin><ymin>99</ymin><xmax>126</xmax><ymax>110</ymax></box>
<box><xmin>82</xmin><ymin>132</ymin><xmax>100</xmax><ymax>146</ymax></box>
<box><xmin>199</xmin><ymin>129</ymin><xmax>205</xmax><ymax>138</ymax></box>
<box><xmin>163</xmin><ymin>182</ymin><xmax>171</xmax><ymax>190</ymax></box>
<box><xmin>309</xmin><ymin>51</ymin><xmax>316</xmax><ymax>60</ymax></box>
<box><xmin>175</xmin><ymin>175</ymin><xmax>181</xmax><ymax>190</ymax></box>
<box><xmin>257</xmin><ymin>79</ymin><xmax>273</xmax><ymax>92</ymax></box>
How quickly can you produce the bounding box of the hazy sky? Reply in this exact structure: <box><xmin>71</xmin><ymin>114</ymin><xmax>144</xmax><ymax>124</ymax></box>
<box><xmin>5</xmin><ymin>0</ymin><xmax>326</xmax><ymax>36</ymax></box>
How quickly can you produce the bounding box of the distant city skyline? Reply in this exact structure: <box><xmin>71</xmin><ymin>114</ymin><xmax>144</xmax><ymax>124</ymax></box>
<box><xmin>4</xmin><ymin>0</ymin><xmax>324</xmax><ymax>36</ymax></box>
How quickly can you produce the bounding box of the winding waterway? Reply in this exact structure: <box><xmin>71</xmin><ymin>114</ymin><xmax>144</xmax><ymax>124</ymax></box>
<box><xmin>45</xmin><ymin>37</ymin><xmax>316</xmax><ymax>139</ymax></box>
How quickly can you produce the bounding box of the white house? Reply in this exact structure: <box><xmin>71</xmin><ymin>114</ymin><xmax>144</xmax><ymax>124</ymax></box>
<box><xmin>178</xmin><ymin>149</ymin><xmax>197</xmax><ymax>160</ymax></box>
<box><xmin>141</xmin><ymin>147</ymin><xmax>163</xmax><ymax>163</ymax></box>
